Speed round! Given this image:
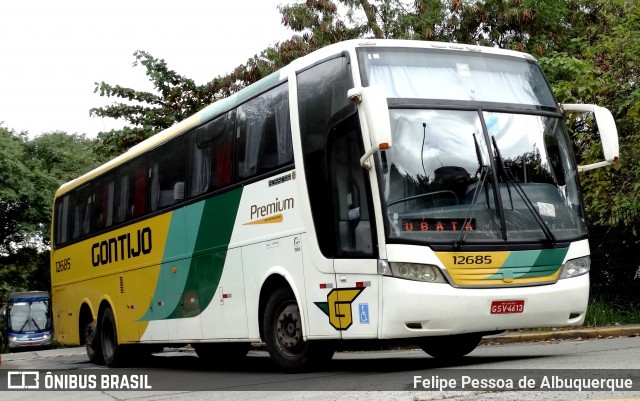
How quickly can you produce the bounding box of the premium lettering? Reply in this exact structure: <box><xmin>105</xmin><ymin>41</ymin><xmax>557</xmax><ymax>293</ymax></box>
<box><xmin>91</xmin><ymin>227</ymin><xmax>152</xmax><ymax>267</ymax></box>
<box><xmin>250</xmin><ymin>197</ymin><xmax>294</xmax><ymax>220</ymax></box>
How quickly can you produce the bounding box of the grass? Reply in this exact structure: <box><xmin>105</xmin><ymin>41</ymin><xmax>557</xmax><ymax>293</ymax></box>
<box><xmin>583</xmin><ymin>297</ymin><xmax>640</xmax><ymax>327</ymax></box>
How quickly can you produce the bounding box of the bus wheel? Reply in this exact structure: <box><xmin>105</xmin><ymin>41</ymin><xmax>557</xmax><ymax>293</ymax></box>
<box><xmin>263</xmin><ymin>287</ymin><xmax>335</xmax><ymax>372</ymax></box>
<box><xmin>100</xmin><ymin>307</ymin><xmax>123</xmax><ymax>367</ymax></box>
<box><xmin>418</xmin><ymin>333</ymin><xmax>483</xmax><ymax>360</ymax></box>
<box><xmin>85</xmin><ymin>321</ymin><xmax>104</xmax><ymax>365</ymax></box>
<box><xmin>194</xmin><ymin>342</ymin><xmax>250</xmax><ymax>361</ymax></box>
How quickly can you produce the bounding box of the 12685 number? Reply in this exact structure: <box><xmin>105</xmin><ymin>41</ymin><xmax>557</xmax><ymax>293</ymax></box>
<box><xmin>452</xmin><ymin>255</ymin><xmax>492</xmax><ymax>265</ymax></box>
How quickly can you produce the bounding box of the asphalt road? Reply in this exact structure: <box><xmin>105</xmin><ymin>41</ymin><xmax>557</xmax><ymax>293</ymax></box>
<box><xmin>1</xmin><ymin>336</ymin><xmax>639</xmax><ymax>400</ymax></box>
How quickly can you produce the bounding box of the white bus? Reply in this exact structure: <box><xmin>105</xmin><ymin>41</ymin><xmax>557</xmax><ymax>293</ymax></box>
<box><xmin>51</xmin><ymin>39</ymin><xmax>619</xmax><ymax>370</ymax></box>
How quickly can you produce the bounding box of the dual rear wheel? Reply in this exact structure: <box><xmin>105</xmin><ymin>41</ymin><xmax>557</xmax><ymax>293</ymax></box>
<box><xmin>84</xmin><ymin>306</ymin><xmax>124</xmax><ymax>367</ymax></box>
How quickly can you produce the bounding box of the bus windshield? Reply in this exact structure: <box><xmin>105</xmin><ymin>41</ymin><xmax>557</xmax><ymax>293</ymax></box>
<box><xmin>8</xmin><ymin>299</ymin><xmax>52</xmax><ymax>333</ymax></box>
<box><xmin>358</xmin><ymin>47</ymin><xmax>586</xmax><ymax>245</ymax></box>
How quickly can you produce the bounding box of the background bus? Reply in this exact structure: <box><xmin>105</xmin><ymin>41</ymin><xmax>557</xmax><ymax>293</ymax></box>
<box><xmin>50</xmin><ymin>39</ymin><xmax>618</xmax><ymax>370</ymax></box>
<box><xmin>2</xmin><ymin>291</ymin><xmax>53</xmax><ymax>351</ymax></box>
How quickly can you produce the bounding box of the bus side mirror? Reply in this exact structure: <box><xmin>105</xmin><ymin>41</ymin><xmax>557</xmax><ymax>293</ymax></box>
<box><xmin>561</xmin><ymin>103</ymin><xmax>620</xmax><ymax>172</ymax></box>
<box><xmin>348</xmin><ymin>86</ymin><xmax>393</xmax><ymax>169</ymax></box>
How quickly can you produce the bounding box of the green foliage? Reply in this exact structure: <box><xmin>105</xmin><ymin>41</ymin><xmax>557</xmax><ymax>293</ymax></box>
<box><xmin>91</xmin><ymin>48</ymin><xmax>298</xmax><ymax>156</ymax></box>
<box><xmin>537</xmin><ymin>0</ymin><xmax>640</xmax><ymax>231</ymax></box>
<box><xmin>0</xmin><ymin>125</ymin><xmax>104</xmax><ymax>299</ymax></box>
<box><xmin>0</xmin><ymin>126</ymin><xmax>35</xmax><ymax>255</ymax></box>
<box><xmin>584</xmin><ymin>297</ymin><xmax>640</xmax><ymax>327</ymax></box>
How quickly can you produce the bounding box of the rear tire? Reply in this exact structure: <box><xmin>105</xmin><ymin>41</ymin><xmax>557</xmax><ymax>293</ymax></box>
<box><xmin>85</xmin><ymin>320</ymin><xmax>104</xmax><ymax>365</ymax></box>
<box><xmin>100</xmin><ymin>307</ymin><xmax>124</xmax><ymax>367</ymax></box>
<box><xmin>418</xmin><ymin>333</ymin><xmax>482</xmax><ymax>360</ymax></box>
<box><xmin>263</xmin><ymin>287</ymin><xmax>335</xmax><ymax>372</ymax></box>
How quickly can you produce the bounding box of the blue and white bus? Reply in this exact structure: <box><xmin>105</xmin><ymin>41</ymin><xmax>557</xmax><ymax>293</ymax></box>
<box><xmin>2</xmin><ymin>291</ymin><xmax>53</xmax><ymax>350</ymax></box>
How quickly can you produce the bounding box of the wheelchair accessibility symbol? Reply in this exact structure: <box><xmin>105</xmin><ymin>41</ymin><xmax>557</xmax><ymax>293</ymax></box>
<box><xmin>358</xmin><ymin>303</ymin><xmax>370</xmax><ymax>324</ymax></box>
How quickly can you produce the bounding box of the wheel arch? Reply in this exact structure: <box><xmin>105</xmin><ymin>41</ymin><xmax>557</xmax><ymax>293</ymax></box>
<box><xmin>78</xmin><ymin>302</ymin><xmax>94</xmax><ymax>345</ymax></box>
<box><xmin>96</xmin><ymin>297</ymin><xmax>116</xmax><ymax>335</ymax></box>
<box><xmin>258</xmin><ymin>273</ymin><xmax>303</xmax><ymax>341</ymax></box>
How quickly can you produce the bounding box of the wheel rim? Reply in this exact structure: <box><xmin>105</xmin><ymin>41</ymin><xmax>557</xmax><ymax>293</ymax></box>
<box><xmin>275</xmin><ymin>302</ymin><xmax>303</xmax><ymax>356</ymax></box>
<box><xmin>85</xmin><ymin>323</ymin><xmax>97</xmax><ymax>350</ymax></box>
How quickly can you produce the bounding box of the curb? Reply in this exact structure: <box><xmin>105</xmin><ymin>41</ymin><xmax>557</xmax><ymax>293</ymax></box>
<box><xmin>482</xmin><ymin>325</ymin><xmax>640</xmax><ymax>345</ymax></box>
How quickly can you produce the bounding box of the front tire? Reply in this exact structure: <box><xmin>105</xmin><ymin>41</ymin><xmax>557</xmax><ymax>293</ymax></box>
<box><xmin>263</xmin><ymin>287</ymin><xmax>335</xmax><ymax>372</ymax></box>
<box><xmin>418</xmin><ymin>333</ymin><xmax>483</xmax><ymax>360</ymax></box>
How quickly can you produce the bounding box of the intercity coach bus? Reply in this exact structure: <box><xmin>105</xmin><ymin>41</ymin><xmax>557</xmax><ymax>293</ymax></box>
<box><xmin>2</xmin><ymin>291</ymin><xmax>53</xmax><ymax>350</ymax></box>
<box><xmin>50</xmin><ymin>39</ymin><xmax>619</xmax><ymax>370</ymax></box>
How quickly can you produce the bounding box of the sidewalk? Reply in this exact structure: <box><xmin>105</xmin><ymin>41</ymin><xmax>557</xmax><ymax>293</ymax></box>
<box><xmin>482</xmin><ymin>324</ymin><xmax>640</xmax><ymax>345</ymax></box>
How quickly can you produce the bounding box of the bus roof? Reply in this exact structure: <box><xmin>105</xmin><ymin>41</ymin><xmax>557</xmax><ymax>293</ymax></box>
<box><xmin>55</xmin><ymin>39</ymin><xmax>535</xmax><ymax>197</ymax></box>
<box><xmin>6</xmin><ymin>291</ymin><xmax>50</xmax><ymax>302</ymax></box>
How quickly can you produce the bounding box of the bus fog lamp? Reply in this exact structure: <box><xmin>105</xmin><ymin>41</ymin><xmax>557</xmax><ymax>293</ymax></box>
<box><xmin>560</xmin><ymin>256</ymin><xmax>590</xmax><ymax>279</ymax></box>
<box><xmin>390</xmin><ymin>262</ymin><xmax>445</xmax><ymax>283</ymax></box>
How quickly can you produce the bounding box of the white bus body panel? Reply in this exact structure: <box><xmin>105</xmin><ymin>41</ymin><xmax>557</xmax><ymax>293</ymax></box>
<box><xmin>380</xmin><ymin>240</ymin><xmax>590</xmax><ymax>338</ymax></box>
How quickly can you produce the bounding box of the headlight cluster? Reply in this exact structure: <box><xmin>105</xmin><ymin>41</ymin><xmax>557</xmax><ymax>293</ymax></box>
<box><xmin>389</xmin><ymin>262</ymin><xmax>447</xmax><ymax>283</ymax></box>
<box><xmin>559</xmin><ymin>256</ymin><xmax>590</xmax><ymax>279</ymax></box>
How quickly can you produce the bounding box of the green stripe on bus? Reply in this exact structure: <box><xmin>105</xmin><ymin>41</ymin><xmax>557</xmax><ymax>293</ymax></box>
<box><xmin>139</xmin><ymin>188</ymin><xmax>243</xmax><ymax>321</ymax></box>
<box><xmin>488</xmin><ymin>248</ymin><xmax>568</xmax><ymax>280</ymax></box>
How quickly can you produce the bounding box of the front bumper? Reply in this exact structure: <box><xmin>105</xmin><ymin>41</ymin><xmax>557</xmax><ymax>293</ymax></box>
<box><xmin>380</xmin><ymin>273</ymin><xmax>589</xmax><ymax>338</ymax></box>
<box><xmin>8</xmin><ymin>334</ymin><xmax>53</xmax><ymax>349</ymax></box>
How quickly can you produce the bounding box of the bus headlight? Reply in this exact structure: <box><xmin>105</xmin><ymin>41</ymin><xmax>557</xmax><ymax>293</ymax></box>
<box><xmin>389</xmin><ymin>262</ymin><xmax>446</xmax><ymax>283</ymax></box>
<box><xmin>559</xmin><ymin>256</ymin><xmax>590</xmax><ymax>279</ymax></box>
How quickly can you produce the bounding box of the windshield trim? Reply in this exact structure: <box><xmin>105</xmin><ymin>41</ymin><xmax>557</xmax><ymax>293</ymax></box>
<box><xmin>387</xmin><ymin>98</ymin><xmax>561</xmax><ymax>116</ymax></box>
<box><xmin>385</xmin><ymin>235</ymin><xmax>582</xmax><ymax>252</ymax></box>
<box><xmin>377</xmin><ymin>107</ymin><xmax>587</xmax><ymax>249</ymax></box>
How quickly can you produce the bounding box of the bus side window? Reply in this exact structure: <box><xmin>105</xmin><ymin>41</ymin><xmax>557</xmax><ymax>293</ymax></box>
<box><xmin>297</xmin><ymin>55</ymin><xmax>356</xmax><ymax>258</ymax></box>
<box><xmin>92</xmin><ymin>173</ymin><xmax>115</xmax><ymax>232</ymax></box>
<box><xmin>328</xmin><ymin>118</ymin><xmax>375</xmax><ymax>257</ymax></box>
<box><xmin>149</xmin><ymin>136</ymin><xmax>187</xmax><ymax>211</ymax></box>
<box><xmin>54</xmin><ymin>195</ymin><xmax>70</xmax><ymax>246</ymax></box>
<box><xmin>235</xmin><ymin>83</ymin><xmax>292</xmax><ymax>180</ymax></box>
<box><xmin>188</xmin><ymin>111</ymin><xmax>234</xmax><ymax>198</ymax></box>
<box><xmin>115</xmin><ymin>156</ymin><xmax>148</xmax><ymax>223</ymax></box>
<box><xmin>71</xmin><ymin>184</ymin><xmax>92</xmax><ymax>240</ymax></box>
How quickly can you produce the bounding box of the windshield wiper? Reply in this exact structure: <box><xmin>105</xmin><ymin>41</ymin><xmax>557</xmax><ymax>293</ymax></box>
<box><xmin>454</xmin><ymin>133</ymin><xmax>490</xmax><ymax>249</ymax></box>
<box><xmin>491</xmin><ymin>136</ymin><xmax>557</xmax><ymax>245</ymax></box>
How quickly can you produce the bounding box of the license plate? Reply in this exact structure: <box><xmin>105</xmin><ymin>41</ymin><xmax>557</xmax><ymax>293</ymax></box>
<box><xmin>490</xmin><ymin>300</ymin><xmax>525</xmax><ymax>314</ymax></box>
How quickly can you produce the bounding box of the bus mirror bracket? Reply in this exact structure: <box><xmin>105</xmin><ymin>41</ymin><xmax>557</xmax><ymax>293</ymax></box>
<box><xmin>348</xmin><ymin>86</ymin><xmax>392</xmax><ymax>169</ymax></box>
<box><xmin>561</xmin><ymin>103</ymin><xmax>620</xmax><ymax>172</ymax></box>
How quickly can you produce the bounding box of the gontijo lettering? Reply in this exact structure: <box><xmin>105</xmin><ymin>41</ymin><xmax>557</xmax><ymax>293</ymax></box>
<box><xmin>91</xmin><ymin>227</ymin><xmax>152</xmax><ymax>267</ymax></box>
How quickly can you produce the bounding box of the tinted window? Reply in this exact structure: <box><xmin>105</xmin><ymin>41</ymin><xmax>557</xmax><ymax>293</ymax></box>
<box><xmin>297</xmin><ymin>56</ymin><xmax>356</xmax><ymax>257</ymax></box>
<box><xmin>92</xmin><ymin>172</ymin><xmax>116</xmax><ymax>231</ymax></box>
<box><xmin>71</xmin><ymin>184</ymin><xmax>92</xmax><ymax>240</ymax></box>
<box><xmin>149</xmin><ymin>136</ymin><xmax>187</xmax><ymax>212</ymax></box>
<box><xmin>235</xmin><ymin>83</ymin><xmax>292</xmax><ymax>180</ymax></box>
<box><xmin>54</xmin><ymin>195</ymin><xmax>70</xmax><ymax>246</ymax></box>
<box><xmin>188</xmin><ymin>111</ymin><xmax>234</xmax><ymax>198</ymax></box>
<box><xmin>115</xmin><ymin>156</ymin><xmax>148</xmax><ymax>223</ymax></box>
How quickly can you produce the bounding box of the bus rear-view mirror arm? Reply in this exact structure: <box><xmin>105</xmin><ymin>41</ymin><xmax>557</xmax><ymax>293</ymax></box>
<box><xmin>348</xmin><ymin>86</ymin><xmax>393</xmax><ymax>169</ymax></box>
<box><xmin>561</xmin><ymin>103</ymin><xmax>620</xmax><ymax>172</ymax></box>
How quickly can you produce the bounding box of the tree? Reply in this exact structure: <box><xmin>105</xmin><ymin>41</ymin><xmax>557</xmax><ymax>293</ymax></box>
<box><xmin>91</xmin><ymin>49</ymin><xmax>289</xmax><ymax>157</ymax></box>
<box><xmin>0</xmin><ymin>126</ymin><xmax>104</xmax><ymax>299</ymax></box>
<box><xmin>0</xmin><ymin>127</ymin><xmax>32</xmax><ymax>255</ymax></box>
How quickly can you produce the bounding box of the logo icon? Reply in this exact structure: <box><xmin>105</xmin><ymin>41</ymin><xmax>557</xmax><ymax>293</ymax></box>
<box><xmin>7</xmin><ymin>371</ymin><xmax>40</xmax><ymax>389</ymax></box>
<box><xmin>314</xmin><ymin>288</ymin><xmax>364</xmax><ymax>330</ymax></box>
